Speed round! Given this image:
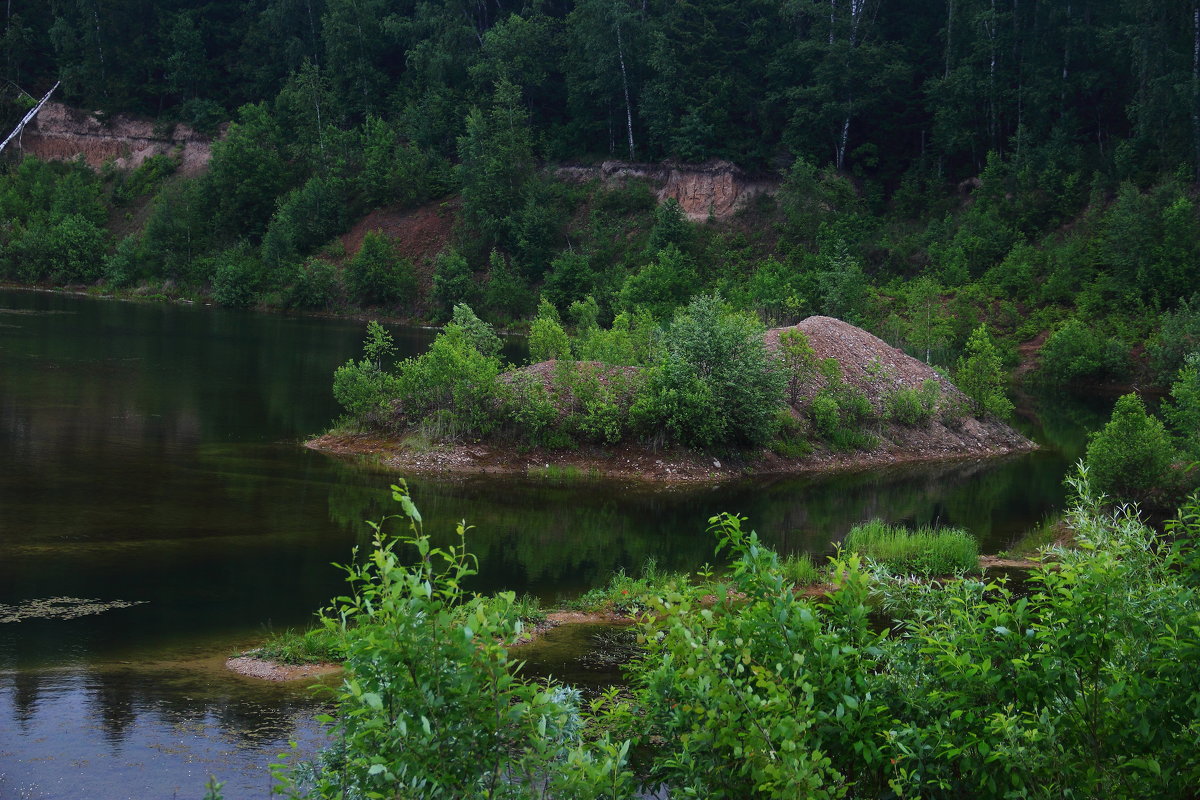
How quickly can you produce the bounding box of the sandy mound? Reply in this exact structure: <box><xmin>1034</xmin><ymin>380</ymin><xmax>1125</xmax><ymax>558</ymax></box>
<box><xmin>766</xmin><ymin>315</ymin><xmax>1034</xmax><ymax>458</ymax></box>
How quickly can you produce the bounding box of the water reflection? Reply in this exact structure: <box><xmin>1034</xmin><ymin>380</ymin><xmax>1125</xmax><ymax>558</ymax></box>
<box><xmin>0</xmin><ymin>288</ymin><xmax>1107</xmax><ymax>799</ymax></box>
<box><xmin>0</xmin><ymin>663</ymin><xmax>328</xmax><ymax>800</ymax></box>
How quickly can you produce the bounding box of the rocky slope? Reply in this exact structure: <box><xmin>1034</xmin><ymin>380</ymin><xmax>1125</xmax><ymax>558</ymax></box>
<box><xmin>765</xmin><ymin>316</ymin><xmax>1034</xmax><ymax>460</ymax></box>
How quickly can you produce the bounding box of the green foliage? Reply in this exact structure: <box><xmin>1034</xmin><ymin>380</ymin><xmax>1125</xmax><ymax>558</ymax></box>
<box><xmin>449</xmin><ymin>304</ymin><xmax>503</xmax><ymax>359</ymax></box>
<box><xmin>1086</xmin><ymin>393</ymin><xmax>1178</xmax><ymax>501</ymax></box>
<box><xmin>278</xmin><ymin>483</ymin><xmax>635</xmax><ymax>799</ymax></box>
<box><xmin>482</xmin><ymin>250</ymin><xmax>533</xmax><ymax>322</ymax></box>
<box><xmin>779</xmin><ymin>552</ymin><xmax>820</xmax><ymax>587</ymax></box>
<box><xmin>886</xmin><ymin>380</ymin><xmax>941</xmax><ymax>426</ymax></box>
<box><xmin>574</xmin><ymin>309</ymin><xmax>658</xmax><ymax>366</ymax></box>
<box><xmin>254</xmin><ymin>626</ymin><xmax>343</xmax><ymax>665</ymax></box>
<box><xmin>332</xmin><ymin>322</ymin><xmax>401</xmax><ymax>427</ymax></box>
<box><xmin>628</xmin><ymin>482</ymin><xmax>1200</xmax><ymax>799</ymax></box>
<box><xmin>618</xmin><ymin>243</ymin><xmax>700</xmax><ymax>320</ymax></box>
<box><xmin>209</xmin><ymin>244</ymin><xmax>262</xmax><ymax>307</ymax></box>
<box><xmin>111</xmin><ymin>154</ymin><xmax>177</xmax><ymax>205</ymax></box>
<box><xmin>431</xmin><ymin>249</ymin><xmax>477</xmax><ymax>317</ymax></box>
<box><xmin>778</xmin><ymin>328</ymin><xmax>817</xmax><ymax>406</ymax></box>
<box><xmin>1037</xmin><ymin>318</ymin><xmax>1128</xmax><ymax>386</ymax></box>
<box><xmin>842</xmin><ymin>519</ymin><xmax>980</xmax><ymax>575</ymax></box>
<box><xmin>955</xmin><ymin>324</ymin><xmax>1013</xmax><ymax>420</ymax></box>
<box><xmin>571</xmin><ymin>558</ymin><xmax>687</xmax><ymax>617</ymax></box>
<box><xmin>529</xmin><ymin>299</ymin><xmax>572</xmax><ymax>363</ymax></box>
<box><xmin>457</xmin><ymin>80</ymin><xmax>535</xmax><ymax>253</ymax></box>
<box><xmin>1163</xmin><ymin>354</ymin><xmax>1200</xmax><ymax>461</ymax></box>
<box><xmin>632</xmin><ymin>295</ymin><xmax>784</xmax><ymax>448</ymax></box>
<box><xmin>345</xmin><ymin>231</ymin><xmax>416</xmax><ymax>308</ymax></box>
<box><xmin>284</xmin><ymin>258</ymin><xmax>339</xmax><ymax>310</ymax></box>
<box><xmin>806</xmin><ymin>359</ymin><xmax>878</xmax><ymax>450</ymax></box>
<box><xmin>392</xmin><ymin>324</ymin><xmax>503</xmax><ymax>437</ymax></box>
<box><xmin>1151</xmin><ymin>296</ymin><xmax>1200</xmax><ymax>382</ymax></box>
<box><xmin>261</xmin><ymin>175</ymin><xmax>349</xmax><ymax>269</ymax></box>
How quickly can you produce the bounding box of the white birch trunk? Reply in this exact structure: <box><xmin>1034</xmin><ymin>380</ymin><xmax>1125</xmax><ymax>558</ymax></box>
<box><xmin>1</xmin><ymin>82</ymin><xmax>61</xmax><ymax>155</ymax></box>
<box><xmin>1193</xmin><ymin>3</ymin><xmax>1199</xmax><ymax>180</ymax></box>
<box><xmin>615</xmin><ymin>11</ymin><xmax>636</xmax><ymax>161</ymax></box>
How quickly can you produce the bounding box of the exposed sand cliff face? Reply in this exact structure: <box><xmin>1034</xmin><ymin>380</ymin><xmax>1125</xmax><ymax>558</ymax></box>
<box><xmin>558</xmin><ymin>159</ymin><xmax>778</xmax><ymax>221</ymax></box>
<box><xmin>17</xmin><ymin>102</ymin><xmax>214</xmax><ymax>175</ymax></box>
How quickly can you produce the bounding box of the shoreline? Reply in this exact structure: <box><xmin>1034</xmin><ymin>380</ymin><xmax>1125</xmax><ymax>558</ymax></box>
<box><xmin>304</xmin><ymin>430</ymin><xmax>1040</xmax><ymax>487</ymax></box>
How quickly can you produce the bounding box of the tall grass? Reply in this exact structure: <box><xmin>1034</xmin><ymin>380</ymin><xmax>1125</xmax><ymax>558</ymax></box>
<box><xmin>843</xmin><ymin>519</ymin><xmax>979</xmax><ymax>575</ymax></box>
<box><xmin>780</xmin><ymin>553</ymin><xmax>821</xmax><ymax>586</ymax></box>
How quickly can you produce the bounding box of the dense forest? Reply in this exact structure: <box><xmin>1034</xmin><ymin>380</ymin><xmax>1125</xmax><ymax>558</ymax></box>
<box><xmin>2</xmin><ymin>0</ymin><xmax>1200</xmax><ymax>396</ymax></box>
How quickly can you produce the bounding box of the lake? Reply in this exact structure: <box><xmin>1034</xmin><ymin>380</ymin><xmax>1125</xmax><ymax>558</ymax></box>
<box><xmin>0</xmin><ymin>288</ymin><xmax>1106</xmax><ymax>799</ymax></box>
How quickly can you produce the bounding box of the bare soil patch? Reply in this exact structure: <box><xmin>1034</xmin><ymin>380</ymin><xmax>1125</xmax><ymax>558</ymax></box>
<box><xmin>225</xmin><ymin>654</ymin><xmax>341</xmax><ymax>682</ymax></box>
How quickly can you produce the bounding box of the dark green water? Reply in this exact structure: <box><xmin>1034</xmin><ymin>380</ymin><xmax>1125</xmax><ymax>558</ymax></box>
<box><xmin>0</xmin><ymin>288</ymin><xmax>1107</xmax><ymax>799</ymax></box>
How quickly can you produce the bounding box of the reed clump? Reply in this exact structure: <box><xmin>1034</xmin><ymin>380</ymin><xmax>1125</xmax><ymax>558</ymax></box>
<box><xmin>843</xmin><ymin>519</ymin><xmax>979</xmax><ymax>575</ymax></box>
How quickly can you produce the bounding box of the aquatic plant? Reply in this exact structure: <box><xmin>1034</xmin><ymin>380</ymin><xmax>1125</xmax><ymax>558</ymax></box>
<box><xmin>0</xmin><ymin>596</ymin><xmax>147</xmax><ymax>623</ymax></box>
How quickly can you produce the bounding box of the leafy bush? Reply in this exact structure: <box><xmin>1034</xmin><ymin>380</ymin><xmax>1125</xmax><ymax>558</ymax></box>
<box><xmin>332</xmin><ymin>321</ymin><xmax>402</xmax><ymax>426</ymax></box>
<box><xmin>450</xmin><ymin>304</ymin><xmax>503</xmax><ymax>358</ymax></box>
<box><xmin>277</xmin><ymin>483</ymin><xmax>635</xmax><ymax>799</ymax></box>
<box><xmin>431</xmin><ymin>249</ymin><xmax>478</xmax><ymax>317</ymax></box>
<box><xmin>392</xmin><ymin>324</ymin><xmax>503</xmax><ymax>436</ymax></box>
<box><xmin>618</xmin><ymin>243</ymin><xmax>700</xmax><ymax>320</ymax></box>
<box><xmin>284</xmin><ymin>258</ymin><xmax>339</xmax><ymax>310</ymax></box>
<box><xmin>631</xmin><ymin>295</ymin><xmax>785</xmax><ymax>448</ymax></box>
<box><xmin>628</xmin><ymin>485</ymin><xmax>1200</xmax><ymax>799</ymax></box>
<box><xmin>1086</xmin><ymin>393</ymin><xmax>1178</xmax><ymax>501</ymax></box>
<box><xmin>1037</xmin><ymin>317</ymin><xmax>1128</xmax><ymax>386</ymax></box>
<box><xmin>529</xmin><ymin>300</ymin><xmax>572</xmax><ymax>363</ymax></box>
<box><xmin>955</xmin><ymin>324</ymin><xmax>1013</xmax><ymax>419</ymax></box>
<box><xmin>842</xmin><ymin>519</ymin><xmax>979</xmax><ymax>575</ymax></box>
<box><xmin>886</xmin><ymin>379</ymin><xmax>941</xmax><ymax>426</ymax></box>
<box><xmin>209</xmin><ymin>244</ymin><xmax>263</xmax><ymax>307</ymax></box>
<box><xmin>345</xmin><ymin>231</ymin><xmax>417</xmax><ymax>307</ymax></box>
<box><xmin>1163</xmin><ymin>354</ymin><xmax>1200</xmax><ymax>460</ymax></box>
<box><xmin>1150</xmin><ymin>296</ymin><xmax>1200</xmax><ymax>382</ymax></box>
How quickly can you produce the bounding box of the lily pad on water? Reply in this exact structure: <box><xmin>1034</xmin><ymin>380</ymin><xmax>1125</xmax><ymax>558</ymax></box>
<box><xmin>0</xmin><ymin>596</ymin><xmax>148</xmax><ymax>623</ymax></box>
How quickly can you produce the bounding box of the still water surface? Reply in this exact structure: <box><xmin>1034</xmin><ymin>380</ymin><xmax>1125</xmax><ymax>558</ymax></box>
<box><xmin>0</xmin><ymin>289</ymin><xmax>1105</xmax><ymax>798</ymax></box>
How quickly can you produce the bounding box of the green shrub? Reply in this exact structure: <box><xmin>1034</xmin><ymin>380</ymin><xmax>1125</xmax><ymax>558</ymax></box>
<box><xmin>393</xmin><ymin>324</ymin><xmax>503</xmax><ymax>436</ymax></box>
<box><xmin>209</xmin><ymin>244</ymin><xmax>262</xmax><ymax>307</ymax></box>
<box><xmin>1086</xmin><ymin>393</ymin><xmax>1178</xmax><ymax>501</ymax></box>
<box><xmin>332</xmin><ymin>321</ymin><xmax>402</xmax><ymax>426</ymax></box>
<box><xmin>1163</xmin><ymin>354</ymin><xmax>1200</xmax><ymax>460</ymax></box>
<box><xmin>285</xmin><ymin>258</ymin><xmax>339</xmax><ymax>310</ymax></box>
<box><xmin>1151</xmin><ymin>296</ymin><xmax>1200</xmax><ymax>383</ymax></box>
<box><xmin>1037</xmin><ymin>317</ymin><xmax>1128</xmax><ymax>386</ymax></box>
<box><xmin>842</xmin><ymin>519</ymin><xmax>980</xmax><ymax>575</ymax></box>
<box><xmin>278</xmin><ymin>483</ymin><xmax>635</xmax><ymax>799</ymax></box>
<box><xmin>955</xmin><ymin>324</ymin><xmax>1013</xmax><ymax>419</ymax></box>
<box><xmin>618</xmin><ymin>243</ymin><xmax>700</xmax><ymax>320</ymax></box>
<box><xmin>632</xmin><ymin>295</ymin><xmax>785</xmax><ymax>448</ymax></box>
<box><xmin>529</xmin><ymin>299</ymin><xmax>572</xmax><ymax>363</ymax></box>
<box><xmin>450</xmin><ymin>303</ymin><xmax>503</xmax><ymax>358</ymax></box>
<box><xmin>345</xmin><ymin>231</ymin><xmax>416</xmax><ymax>307</ymax></box>
<box><xmin>431</xmin><ymin>249</ymin><xmax>477</xmax><ymax>317</ymax></box>
<box><xmin>886</xmin><ymin>379</ymin><xmax>941</xmax><ymax>426</ymax></box>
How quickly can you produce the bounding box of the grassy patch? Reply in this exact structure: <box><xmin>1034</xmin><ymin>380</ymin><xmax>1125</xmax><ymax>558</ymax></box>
<box><xmin>779</xmin><ymin>553</ymin><xmax>821</xmax><ymax>587</ymax></box>
<box><xmin>999</xmin><ymin>515</ymin><xmax>1069</xmax><ymax>558</ymax></box>
<box><xmin>570</xmin><ymin>558</ymin><xmax>689</xmax><ymax>616</ymax></box>
<box><xmin>843</xmin><ymin>519</ymin><xmax>980</xmax><ymax>575</ymax></box>
<box><xmin>253</xmin><ymin>626</ymin><xmax>344</xmax><ymax>665</ymax></box>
